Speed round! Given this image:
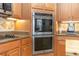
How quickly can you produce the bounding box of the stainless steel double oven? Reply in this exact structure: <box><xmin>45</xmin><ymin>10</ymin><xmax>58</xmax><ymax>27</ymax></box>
<box><xmin>32</xmin><ymin>12</ymin><xmax>54</xmax><ymax>54</ymax></box>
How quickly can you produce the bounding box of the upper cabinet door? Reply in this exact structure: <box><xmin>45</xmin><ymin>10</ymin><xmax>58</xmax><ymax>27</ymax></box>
<box><xmin>45</xmin><ymin>3</ymin><xmax>56</xmax><ymax>10</ymax></box>
<box><xmin>12</xmin><ymin>3</ymin><xmax>22</xmax><ymax>19</ymax></box>
<box><xmin>22</xmin><ymin>3</ymin><xmax>31</xmax><ymax>20</ymax></box>
<box><xmin>32</xmin><ymin>3</ymin><xmax>55</xmax><ymax>10</ymax></box>
<box><xmin>58</xmin><ymin>3</ymin><xmax>72</xmax><ymax>21</ymax></box>
<box><xmin>32</xmin><ymin>3</ymin><xmax>45</xmax><ymax>10</ymax></box>
<box><xmin>12</xmin><ymin>3</ymin><xmax>31</xmax><ymax>20</ymax></box>
<box><xmin>71</xmin><ymin>3</ymin><xmax>79</xmax><ymax>21</ymax></box>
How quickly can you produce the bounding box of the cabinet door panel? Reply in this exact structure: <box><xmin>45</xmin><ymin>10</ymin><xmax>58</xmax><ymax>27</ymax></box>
<box><xmin>58</xmin><ymin>4</ymin><xmax>72</xmax><ymax>21</ymax></box>
<box><xmin>22</xmin><ymin>4</ymin><xmax>31</xmax><ymax>20</ymax></box>
<box><xmin>22</xmin><ymin>45</ymin><xmax>32</xmax><ymax>56</ymax></box>
<box><xmin>22</xmin><ymin>38</ymin><xmax>32</xmax><ymax>45</ymax></box>
<box><xmin>0</xmin><ymin>53</ymin><xmax>6</xmax><ymax>56</ymax></box>
<box><xmin>32</xmin><ymin>3</ymin><xmax>45</xmax><ymax>9</ymax></box>
<box><xmin>56</xmin><ymin>40</ymin><xmax>65</xmax><ymax>56</ymax></box>
<box><xmin>7</xmin><ymin>48</ymin><xmax>20</xmax><ymax>56</ymax></box>
<box><xmin>72</xmin><ymin>3</ymin><xmax>79</xmax><ymax>20</ymax></box>
<box><xmin>45</xmin><ymin>3</ymin><xmax>55</xmax><ymax>10</ymax></box>
<box><xmin>12</xmin><ymin>3</ymin><xmax>22</xmax><ymax>19</ymax></box>
<box><xmin>0</xmin><ymin>40</ymin><xmax>20</xmax><ymax>53</ymax></box>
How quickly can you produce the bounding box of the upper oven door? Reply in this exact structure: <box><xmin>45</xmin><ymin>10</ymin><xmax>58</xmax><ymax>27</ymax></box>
<box><xmin>32</xmin><ymin>12</ymin><xmax>53</xmax><ymax>35</ymax></box>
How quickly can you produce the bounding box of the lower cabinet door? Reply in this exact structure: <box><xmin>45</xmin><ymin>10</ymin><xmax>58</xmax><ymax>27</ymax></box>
<box><xmin>56</xmin><ymin>40</ymin><xmax>65</xmax><ymax>56</ymax></box>
<box><xmin>22</xmin><ymin>45</ymin><xmax>32</xmax><ymax>56</ymax></box>
<box><xmin>7</xmin><ymin>48</ymin><xmax>20</xmax><ymax>56</ymax></box>
<box><xmin>0</xmin><ymin>53</ymin><xmax>6</xmax><ymax>56</ymax></box>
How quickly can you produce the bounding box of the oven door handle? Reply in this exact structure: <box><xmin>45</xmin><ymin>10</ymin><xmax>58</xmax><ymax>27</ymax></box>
<box><xmin>33</xmin><ymin>35</ymin><xmax>54</xmax><ymax>37</ymax></box>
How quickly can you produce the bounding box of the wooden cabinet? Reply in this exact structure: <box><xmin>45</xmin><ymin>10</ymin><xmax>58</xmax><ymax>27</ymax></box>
<box><xmin>0</xmin><ymin>40</ymin><xmax>20</xmax><ymax>56</ymax></box>
<box><xmin>12</xmin><ymin>3</ymin><xmax>31</xmax><ymax>20</ymax></box>
<box><xmin>21</xmin><ymin>37</ymin><xmax>32</xmax><ymax>56</ymax></box>
<box><xmin>0</xmin><ymin>37</ymin><xmax>32</xmax><ymax>56</ymax></box>
<box><xmin>32</xmin><ymin>3</ymin><xmax>55</xmax><ymax>11</ymax></box>
<box><xmin>22</xmin><ymin>45</ymin><xmax>32</xmax><ymax>56</ymax></box>
<box><xmin>7</xmin><ymin>48</ymin><xmax>20</xmax><ymax>56</ymax></box>
<box><xmin>71</xmin><ymin>3</ymin><xmax>79</xmax><ymax>20</ymax></box>
<box><xmin>22</xmin><ymin>37</ymin><xmax>32</xmax><ymax>45</ymax></box>
<box><xmin>32</xmin><ymin>3</ymin><xmax>45</xmax><ymax>10</ymax></box>
<box><xmin>55</xmin><ymin>36</ymin><xmax>65</xmax><ymax>56</ymax></box>
<box><xmin>57</xmin><ymin>3</ymin><xmax>79</xmax><ymax>21</ymax></box>
<box><xmin>57</xmin><ymin>3</ymin><xmax>72</xmax><ymax>21</ymax></box>
<box><xmin>45</xmin><ymin>3</ymin><xmax>56</xmax><ymax>10</ymax></box>
<box><xmin>0</xmin><ymin>40</ymin><xmax>20</xmax><ymax>53</ymax></box>
<box><xmin>12</xmin><ymin>3</ymin><xmax>56</xmax><ymax>19</ymax></box>
<box><xmin>57</xmin><ymin>40</ymin><xmax>65</xmax><ymax>56</ymax></box>
<box><xmin>12</xmin><ymin>3</ymin><xmax>22</xmax><ymax>19</ymax></box>
<box><xmin>22</xmin><ymin>4</ymin><xmax>31</xmax><ymax>20</ymax></box>
<box><xmin>0</xmin><ymin>53</ymin><xmax>6</xmax><ymax>56</ymax></box>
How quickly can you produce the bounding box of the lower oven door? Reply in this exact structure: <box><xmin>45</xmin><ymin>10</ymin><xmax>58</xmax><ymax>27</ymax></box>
<box><xmin>32</xmin><ymin>35</ymin><xmax>53</xmax><ymax>54</ymax></box>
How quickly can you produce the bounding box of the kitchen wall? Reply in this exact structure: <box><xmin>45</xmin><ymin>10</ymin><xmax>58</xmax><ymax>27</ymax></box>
<box><xmin>57</xmin><ymin>22</ymin><xmax>79</xmax><ymax>33</ymax></box>
<box><xmin>15</xmin><ymin>20</ymin><xmax>31</xmax><ymax>32</ymax></box>
<box><xmin>0</xmin><ymin>17</ymin><xmax>15</xmax><ymax>31</ymax></box>
<box><xmin>60</xmin><ymin>23</ymin><xmax>79</xmax><ymax>31</ymax></box>
<box><xmin>0</xmin><ymin>17</ymin><xmax>31</xmax><ymax>32</ymax></box>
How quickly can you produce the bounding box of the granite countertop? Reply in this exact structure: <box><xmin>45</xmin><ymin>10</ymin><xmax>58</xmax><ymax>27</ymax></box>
<box><xmin>0</xmin><ymin>35</ymin><xmax>30</xmax><ymax>44</ymax></box>
<box><xmin>56</xmin><ymin>32</ymin><xmax>79</xmax><ymax>36</ymax></box>
<box><xmin>0</xmin><ymin>32</ymin><xmax>30</xmax><ymax>44</ymax></box>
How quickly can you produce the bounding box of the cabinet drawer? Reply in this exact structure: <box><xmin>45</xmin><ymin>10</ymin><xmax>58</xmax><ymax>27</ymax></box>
<box><xmin>22</xmin><ymin>38</ymin><xmax>32</xmax><ymax>45</ymax></box>
<box><xmin>7</xmin><ymin>48</ymin><xmax>20</xmax><ymax>56</ymax></box>
<box><xmin>0</xmin><ymin>53</ymin><xmax>6</xmax><ymax>56</ymax></box>
<box><xmin>22</xmin><ymin>45</ymin><xmax>32</xmax><ymax>56</ymax></box>
<box><xmin>0</xmin><ymin>40</ymin><xmax>20</xmax><ymax>53</ymax></box>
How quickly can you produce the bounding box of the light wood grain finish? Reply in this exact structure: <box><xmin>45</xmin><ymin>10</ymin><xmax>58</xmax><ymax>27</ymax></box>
<box><xmin>56</xmin><ymin>40</ymin><xmax>65</xmax><ymax>56</ymax></box>
<box><xmin>22</xmin><ymin>3</ymin><xmax>31</xmax><ymax>20</ymax></box>
<box><xmin>54</xmin><ymin>36</ymin><xmax>65</xmax><ymax>56</ymax></box>
<box><xmin>21</xmin><ymin>37</ymin><xmax>32</xmax><ymax>56</ymax></box>
<box><xmin>22</xmin><ymin>38</ymin><xmax>32</xmax><ymax>45</ymax></box>
<box><xmin>57</xmin><ymin>3</ymin><xmax>72</xmax><ymax>21</ymax></box>
<box><xmin>32</xmin><ymin>3</ymin><xmax>55</xmax><ymax>11</ymax></box>
<box><xmin>0</xmin><ymin>53</ymin><xmax>6</xmax><ymax>56</ymax></box>
<box><xmin>71</xmin><ymin>3</ymin><xmax>79</xmax><ymax>20</ymax></box>
<box><xmin>12</xmin><ymin>3</ymin><xmax>22</xmax><ymax>19</ymax></box>
<box><xmin>7</xmin><ymin>48</ymin><xmax>20</xmax><ymax>56</ymax></box>
<box><xmin>32</xmin><ymin>8</ymin><xmax>54</xmax><ymax>14</ymax></box>
<box><xmin>57</xmin><ymin>3</ymin><xmax>79</xmax><ymax>21</ymax></box>
<box><xmin>32</xmin><ymin>3</ymin><xmax>46</xmax><ymax>10</ymax></box>
<box><xmin>12</xmin><ymin>3</ymin><xmax>31</xmax><ymax>20</ymax></box>
<box><xmin>0</xmin><ymin>40</ymin><xmax>20</xmax><ymax>53</ymax></box>
<box><xmin>22</xmin><ymin>45</ymin><xmax>32</xmax><ymax>56</ymax></box>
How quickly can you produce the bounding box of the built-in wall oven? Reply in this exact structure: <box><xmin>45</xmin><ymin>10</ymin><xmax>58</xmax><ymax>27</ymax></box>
<box><xmin>32</xmin><ymin>12</ymin><xmax>54</xmax><ymax>54</ymax></box>
<box><xmin>32</xmin><ymin>12</ymin><xmax>53</xmax><ymax>35</ymax></box>
<box><xmin>33</xmin><ymin>35</ymin><xmax>53</xmax><ymax>54</ymax></box>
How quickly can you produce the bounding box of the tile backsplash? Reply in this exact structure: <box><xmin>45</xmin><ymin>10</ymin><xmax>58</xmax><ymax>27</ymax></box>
<box><xmin>0</xmin><ymin>18</ymin><xmax>15</xmax><ymax>31</ymax></box>
<box><xmin>58</xmin><ymin>22</ymin><xmax>79</xmax><ymax>33</ymax></box>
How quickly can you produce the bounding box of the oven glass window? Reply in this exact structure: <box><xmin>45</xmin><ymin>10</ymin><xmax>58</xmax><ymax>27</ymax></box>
<box><xmin>35</xmin><ymin>37</ymin><xmax>53</xmax><ymax>51</ymax></box>
<box><xmin>35</xmin><ymin>19</ymin><xmax>53</xmax><ymax>32</ymax></box>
